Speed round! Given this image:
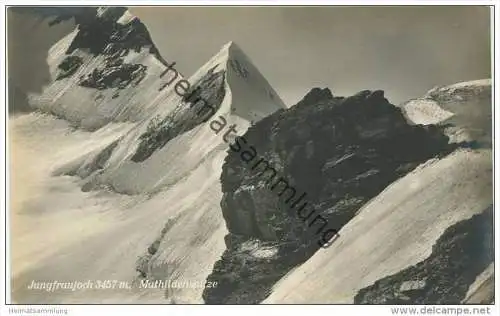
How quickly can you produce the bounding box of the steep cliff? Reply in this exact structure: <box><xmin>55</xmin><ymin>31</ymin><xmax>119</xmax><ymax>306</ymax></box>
<box><xmin>264</xmin><ymin>80</ymin><xmax>492</xmax><ymax>304</ymax></box>
<box><xmin>203</xmin><ymin>87</ymin><xmax>458</xmax><ymax>303</ymax></box>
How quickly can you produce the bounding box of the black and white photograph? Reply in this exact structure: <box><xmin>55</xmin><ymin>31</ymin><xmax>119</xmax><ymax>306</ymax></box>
<box><xmin>2</xmin><ymin>2</ymin><xmax>497</xmax><ymax>314</ymax></box>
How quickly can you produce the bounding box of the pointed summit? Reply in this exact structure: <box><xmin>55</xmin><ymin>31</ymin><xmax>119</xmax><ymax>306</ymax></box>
<box><xmin>188</xmin><ymin>40</ymin><xmax>286</xmax><ymax>123</ymax></box>
<box><xmin>218</xmin><ymin>40</ymin><xmax>246</xmax><ymax>53</ymax></box>
<box><xmin>221</xmin><ymin>40</ymin><xmax>237</xmax><ymax>50</ymax></box>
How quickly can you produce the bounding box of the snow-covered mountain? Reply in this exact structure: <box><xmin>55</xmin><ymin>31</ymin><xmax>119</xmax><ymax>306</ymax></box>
<box><xmin>401</xmin><ymin>79</ymin><xmax>492</xmax><ymax>147</ymax></box>
<box><xmin>8</xmin><ymin>7</ymin><xmax>493</xmax><ymax>305</ymax></box>
<box><xmin>54</xmin><ymin>40</ymin><xmax>285</xmax><ymax>195</ymax></box>
<box><xmin>21</xmin><ymin>7</ymin><xmax>177</xmax><ymax>130</ymax></box>
<box><xmin>10</xmin><ymin>7</ymin><xmax>286</xmax><ymax>304</ymax></box>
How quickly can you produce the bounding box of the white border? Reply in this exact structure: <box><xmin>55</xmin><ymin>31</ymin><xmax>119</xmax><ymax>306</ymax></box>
<box><xmin>1</xmin><ymin>2</ymin><xmax>498</xmax><ymax>315</ymax></box>
<box><xmin>0</xmin><ymin>0</ymin><xmax>498</xmax><ymax>5</ymax></box>
<box><xmin>1</xmin><ymin>1</ymin><xmax>8</xmax><ymax>310</ymax></box>
<box><xmin>2</xmin><ymin>305</ymin><xmax>500</xmax><ymax>315</ymax></box>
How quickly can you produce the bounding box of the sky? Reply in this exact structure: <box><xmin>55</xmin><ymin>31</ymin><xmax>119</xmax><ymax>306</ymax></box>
<box><xmin>131</xmin><ymin>6</ymin><xmax>491</xmax><ymax>106</ymax></box>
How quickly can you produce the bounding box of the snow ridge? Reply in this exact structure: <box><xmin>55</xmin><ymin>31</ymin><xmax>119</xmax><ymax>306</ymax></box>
<box><xmin>59</xmin><ymin>41</ymin><xmax>286</xmax><ymax>195</ymax></box>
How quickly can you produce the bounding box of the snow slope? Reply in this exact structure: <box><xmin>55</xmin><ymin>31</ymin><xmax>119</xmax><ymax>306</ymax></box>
<box><xmin>10</xmin><ymin>8</ymin><xmax>286</xmax><ymax>303</ymax></box>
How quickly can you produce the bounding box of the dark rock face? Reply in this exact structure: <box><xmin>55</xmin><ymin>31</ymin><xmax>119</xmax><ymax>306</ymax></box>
<box><xmin>203</xmin><ymin>88</ymin><xmax>458</xmax><ymax>304</ymax></box>
<box><xmin>295</xmin><ymin>87</ymin><xmax>334</xmax><ymax>107</ymax></box>
<box><xmin>77</xmin><ymin>57</ymin><xmax>147</xmax><ymax>91</ymax></box>
<box><xmin>56</xmin><ymin>56</ymin><xmax>84</xmax><ymax>80</ymax></box>
<box><xmin>354</xmin><ymin>205</ymin><xmax>493</xmax><ymax>304</ymax></box>
<box><xmin>64</xmin><ymin>7</ymin><xmax>166</xmax><ymax>64</ymax></box>
<box><xmin>131</xmin><ymin>67</ymin><xmax>226</xmax><ymax>162</ymax></box>
<box><xmin>52</xmin><ymin>7</ymin><xmax>166</xmax><ymax>85</ymax></box>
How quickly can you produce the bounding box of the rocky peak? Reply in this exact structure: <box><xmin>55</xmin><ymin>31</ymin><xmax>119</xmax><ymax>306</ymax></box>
<box><xmin>63</xmin><ymin>7</ymin><xmax>166</xmax><ymax>64</ymax></box>
<box><xmin>203</xmin><ymin>88</ymin><xmax>459</xmax><ymax>304</ymax></box>
<box><xmin>50</xmin><ymin>7</ymin><xmax>169</xmax><ymax>103</ymax></box>
<box><xmin>295</xmin><ymin>87</ymin><xmax>334</xmax><ymax>107</ymax></box>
